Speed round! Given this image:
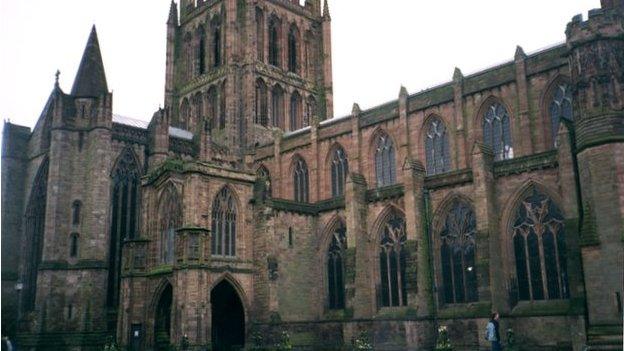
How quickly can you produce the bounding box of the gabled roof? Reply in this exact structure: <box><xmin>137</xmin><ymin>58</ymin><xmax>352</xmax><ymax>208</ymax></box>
<box><xmin>71</xmin><ymin>26</ymin><xmax>108</xmax><ymax>97</ymax></box>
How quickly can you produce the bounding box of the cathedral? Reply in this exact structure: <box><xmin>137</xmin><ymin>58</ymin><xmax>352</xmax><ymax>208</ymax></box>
<box><xmin>2</xmin><ymin>0</ymin><xmax>623</xmax><ymax>350</ymax></box>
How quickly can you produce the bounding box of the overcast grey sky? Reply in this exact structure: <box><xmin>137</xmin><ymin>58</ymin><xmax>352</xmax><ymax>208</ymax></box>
<box><xmin>0</xmin><ymin>0</ymin><xmax>599</xmax><ymax>129</ymax></box>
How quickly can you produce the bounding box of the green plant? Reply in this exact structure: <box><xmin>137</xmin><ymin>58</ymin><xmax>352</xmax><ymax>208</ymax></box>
<box><xmin>274</xmin><ymin>330</ymin><xmax>292</xmax><ymax>351</ymax></box>
<box><xmin>352</xmin><ymin>330</ymin><xmax>373</xmax><ymax>351</ymax></box>
<box><xmin>435</xmin><ymin>325</ymin><xmax>452</xmax><ymax>351</ymax></box>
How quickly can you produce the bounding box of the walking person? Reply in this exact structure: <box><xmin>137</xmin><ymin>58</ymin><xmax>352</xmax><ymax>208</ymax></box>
<box><xmin>486</xmin><ymin>312</ymin><xmax>502</xmax><ymax>351</ymax></box>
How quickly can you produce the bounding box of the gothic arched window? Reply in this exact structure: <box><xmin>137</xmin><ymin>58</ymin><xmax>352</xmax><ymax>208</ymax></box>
<box><xmin>425</xmin><ymin>117</ymin><xmax>451</xmax><ymax>175</ymax></box>
<box><xmin>483</xmin><ymin>102</ymin><xmax>513</xmax><ymax>161</ymax></box>
<box><xmin>212</xmin><ymin>19</ymin><xmax>222</xmax><ymax>68</ymax></box>
<box><xmin>305</xmin><ymin>96</ymin><xmax>316</xmax><ymax>127</ymax></box>
<box><xmin>290</xmin><ymin>92</ymin><xmax>302</xmax><ymax>131</ymax></box>
<box><xmin>288</xmin><ymin>25</ymin><xmax>299</xmax><ymax>73</ymax></box>
<box><xmin>108</xmin><ymin>149</ymin><xmax>140</xmax><ymax>308</ymax></box>
<box><xmin>23</xmin><ymin>159</ymin><xmax>48</xmax><ymax>311</ymax></box>
<box><xmin>207</xmin><ymin>87</ymin><xmax>217</xmax><ymax>129</ymax></box>
<box><xmin>211</xmin><ymin>187</ymin><xmax>237</xmax><ymax>257</ymax></box>
<box><xmin>272</xmin><ymin>85</ymin><xmax>285</xmax><ymax>129</ymax></box>
<box><xmin>293</xmin><ymin>157</ymin><xmax>309</xmax><ymax>203</ymax></box>
<box><xmin>374</xmin><ymin>133</ymin><xmax>397</xmax><ymax>187</ymax></box>
<box><xmin>256</xmin><ymin>8</ymin><xmax>265</xmax><ymax>61</ymax></box>
<box><xmin>379</xmin><ymin>210</ymin><xmax>407</xmax><ymax>307</ymax></box>
<box><xmin>268</xmin><ymin>17</ymin><xmax>280</xmax><ymax>67</ymax></box>
<box><xmin>159</xmin><ymin>185</ymin><xmax>182</xmax><ymax>265</ymax></box>
<box><xmin>330</xmin><ymin>146</ymin><xmax>349</xmax><ymax>198</ymax></box>
<box><xmin>512</xmin><ymin>187</ymin><xmax>569</xmax><ymax>301</ymax></box>
<box><xmin>549</xmin><ymin>83</ymin><xmax>573</xmax><ymax>146</ymax></box>
<box><xmin>71</xmin><ymin>200</ymin><xmax>81</xmax><ymax>225</ymax></box>
<box><xmin>327</xmin><ymin>221</ymin><xmax>347</xmax><ymax>310</ymax></box>
<box><xmin>180</xmin><ymin>98</ymin><xmax>190</xmax><ymax>129</ymax></box>
<box><xmin>439</xmin><ymin>200</ymin><xmax>478</xmax><ymax>304</ymax></box>
<box><xmin>198</xmin><ymin>26</ymin><xmax>206</xmax><ymax>75</ymax></box>
<box><xmin>255</xmin><ymin>79</ymin><xmax>268</xmax><ymax>126</ymax></box>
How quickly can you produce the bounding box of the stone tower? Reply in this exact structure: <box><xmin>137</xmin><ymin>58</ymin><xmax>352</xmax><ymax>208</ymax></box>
<box><xmin>165</xmin><ymin>0</ymin><xmax>333</xmax><ymax>156</ymax></box>
<box><xmin>1</xmin><ymin>26</ymin><xmax>115</xmax><ymax>347</ymax></box>
<box><xmin>566</xmin><ymin>0</ymin><xmax>624</xmax><ymax>347</ymax></box>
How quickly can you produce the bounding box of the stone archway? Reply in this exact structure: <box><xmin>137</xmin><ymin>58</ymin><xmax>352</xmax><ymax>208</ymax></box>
<box><xmin>211</xmin><ymin>280</ymin><xmax>245</xmax><ymax>351</ymax></box>
<box><xmin>154</xmin><ymin>283</ymin><xmax>172</xmax><ymax>351</ymax></box>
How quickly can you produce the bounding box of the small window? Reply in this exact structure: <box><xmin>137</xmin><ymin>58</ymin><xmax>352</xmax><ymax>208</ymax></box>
<box><xmin>70</xmin><ymin>233</ymin><xmax>79</xmax><ymax>258</ymax></box>
<box><xmin>549</xmin><ymin>83</ymin><xmax>573</xmax><ymax>146</ymax></box>
<box><xmin>374</xmin><ymin>133</ymin><xmax>396</xmax><ymax>187</ymax></box>
<box><xmin>293</xmin><ymin>157</ymin><xmax>309</xmax><ymax>203</ymax></box>
<box><xmin>71</xmin><ymin>201</ymin><xmax>81</xmax><ymax>225</ymax></box>
<box><xmin>212</xmin><ymin>21</ymin><xmax>222</xmax><ymax>68</ymax></box>
<box><xmin>425</xmin><ymin>117</ymin><xmax>451</xmax><ymax>175</ymax></box>
<box><xmin>288</xmin><ymin>227</ymin><xmax>294</xmax><ymax>248</ymax></box>
<box><xmin>290</xmin><ymin>92</ymin><xmax>302</xmax><ymax>131</ymax></box>
<box><xmin>483</xmin><ymin>102</ymin><xmax>513</xmax><ymax>160</ymax></box>
<box><xmin>330</xmin><ymin>146</ymin><xmax>349</xmax><ymax>197</ymax></box>
<box><xmin>288</xmin><ymin>26</ymin><xmax>299</xmax><ymax>73</ymax></box>
<box><xmin>255</xmin><ymin>80</ymin><xmax>268</xmax><ymax>126</ymax></box>
<box><xmin>268</xmin><ymin>17</ymin><xmax>281</xmax><ymax>67</ymax></box>
<box><xmin>198</xmin><ymin>27</ymin><xmax>206</xmax><ymax>75</ymax></box>
<box><xmin>272</xmin><ymin>86</ymin><xmax>285</xmax><ymax>128</ymax></box>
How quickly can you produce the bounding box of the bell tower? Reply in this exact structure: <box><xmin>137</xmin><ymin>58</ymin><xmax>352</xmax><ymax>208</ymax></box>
<box><xmin>164</xmin><ymin>0</ymin><xmax>333</xmax><ymax>156</ymax></box>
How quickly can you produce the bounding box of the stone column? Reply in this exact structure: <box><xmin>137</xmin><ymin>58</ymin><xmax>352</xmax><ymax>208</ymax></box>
<box><xmin>345</xmin><ymin>173</ymin><xmax>372</xmax><ymax>318</ymax></box>
<box><xmin>402</xmin><ymin>160</ymin><xmax>432</xmax><ymax>316</ymax></box>
<box><xmin>471</xmin><ymin>142</ymin><xmax>506</xmax><ymax>312</ymax></box>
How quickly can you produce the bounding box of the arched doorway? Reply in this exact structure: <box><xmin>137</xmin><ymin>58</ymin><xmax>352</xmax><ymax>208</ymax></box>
<box><xmin>211</xmin><ymin>280</ymin><xmax>245</xmax><ymax>351</ymax></box>
<box><xmin>154</xmin><ymin>284</ymin><xmax>172</xmax><ymax>351</ymax></box>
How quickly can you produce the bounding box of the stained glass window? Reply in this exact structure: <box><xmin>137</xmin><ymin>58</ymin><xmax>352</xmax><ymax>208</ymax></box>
<box><xmin>379</xmin><ymin>211</ymin><xmax>407</xmax><ymax>307</ymax></box>
<box><xmin>512</xmin><ymin>188</ymin><xmax>569</xmax><ymax>301</ymax></box>
<box><xmin>331</xmin><ymin>146</ymin><xmax>349</xmax><ymax>197</ymax></box>
<box><xmin>425</xmin><ymin>117</ymin><xmax>451</xmax><ymax>175</ymax></box>
<box><xmin>328</xmin><ymin>221</ymin><xmax>347</xmax><ymax>310</ymax></box>
<box><xmin>211</xmin><ymin>187</ymin><xmax>237</xmax><ymax>257</ymax></box>
<box><xmin>483</xmin><ymin>102</ymin><xmax>513</xmax><ymax>160</ymax></box>
<box><xmin>439</xmin><ymin>200</ymin><xmax>478</xmax><ymax>304</ymax></box>
<box><xmin>374</xmin><ymin>133</ymin><xmax>397</xmax><ymax>187</ymax></box>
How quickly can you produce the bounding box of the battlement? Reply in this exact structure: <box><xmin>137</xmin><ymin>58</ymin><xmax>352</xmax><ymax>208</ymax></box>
<box><xmin>181</xmin><ymin>0</ymin><xmax>318</xmax><ymax>21</ymax></box>
<box><xmin>566</xmin><ymin>4</ymin><xmax>624</xmax><ymax>46</ymax></box>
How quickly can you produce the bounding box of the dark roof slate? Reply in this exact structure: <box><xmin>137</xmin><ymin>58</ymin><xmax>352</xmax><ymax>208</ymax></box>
<box><xmin>71</xmin><ymin>26</ymin><xmax>108</xmax><ymax>97</ymax></box>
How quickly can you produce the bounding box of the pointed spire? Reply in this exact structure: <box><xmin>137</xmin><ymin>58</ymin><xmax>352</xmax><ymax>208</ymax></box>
<box><xmin>323</xmin><ymin>0</ymin><xmax>331</xmax><ymax>20</ymax></box>
<box><xmin>71</xmin><ymin>25</ymin><xmax>108</xmax><ymax>97</ymax></box>
<box><xmin>352</xmin><ymin>103</ymin><xmax>361</xmax><ymax>115</ymax></box>
<box><xmin>168</xmin><ymin>1</ymin><xmax>179</xmax><ymax>25</ymax></box>
<box><xmin>515</xmin><ymin>45</ymin><xmax>526</xmax><ymax>60</ymax></box>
